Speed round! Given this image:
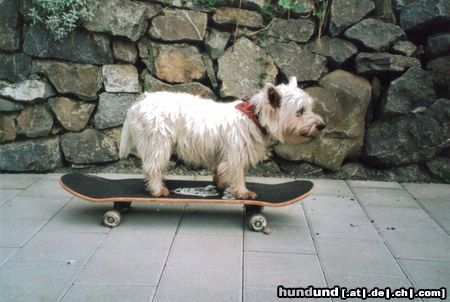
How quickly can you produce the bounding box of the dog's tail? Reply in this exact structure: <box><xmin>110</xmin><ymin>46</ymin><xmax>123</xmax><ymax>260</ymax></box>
<box><xmin>119</xmin><ymin>118</ymin><xmax>132</xmax><ymax>159</ymax></box>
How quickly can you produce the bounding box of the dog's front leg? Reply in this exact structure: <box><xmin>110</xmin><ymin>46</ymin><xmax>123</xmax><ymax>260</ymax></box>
<box><xmin>217</xmin><ymin>161</ymin><xmax>257</xmax><ymax>199</ymax></box>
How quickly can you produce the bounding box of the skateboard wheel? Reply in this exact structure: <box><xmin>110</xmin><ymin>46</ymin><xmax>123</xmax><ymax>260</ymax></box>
<box><xmin>103</xmin><ymin>210</ymin><xmax>122</xmax><ymax>228</ymax></box>
<box><xmin>249</xmin><ymin>213</ymin><xmax>267</xmax><ymax>232</ymax></box>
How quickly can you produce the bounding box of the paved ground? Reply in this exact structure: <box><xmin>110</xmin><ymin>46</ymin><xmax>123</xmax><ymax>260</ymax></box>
<box><xmin>0</xmin><ymin>173</ymin><xmax>449</xmax><ymax>302</ymax></box>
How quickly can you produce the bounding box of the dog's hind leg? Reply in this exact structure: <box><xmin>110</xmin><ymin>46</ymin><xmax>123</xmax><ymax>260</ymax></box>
<box><xmin>135</xmin><ymin>134</ymin><xmax>172</xmax><ymax>197</ymax></box>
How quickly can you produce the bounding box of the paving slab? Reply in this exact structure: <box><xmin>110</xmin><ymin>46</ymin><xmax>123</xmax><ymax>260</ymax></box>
<box><xmin>245</xmin><ymin>287</ymin><xmax>331</xmax><ymax>302</ymax></box>
<box><xmin>178</xmin><ymin>203</ymin><xmax>243</xmax><ymax>236</ymax></box>
<box><xmin>244</xmin><ymin>252</ymin><xmax>326</xmax><ymax>289</ymax></box>
<box><xmin>303</xmin><ymin>195</ymin><xmax>366</xmax><ymax>217</ymax></box>
<box><xmin>347</xmin><ymin>180</ymin><xmax>403</xmax><ymax>189</ymax></box>
<box><xmin>62</xmin><ymin>284</ymin><xmax>156</xmax><ymax>302</ymax></box>
<box><xmin>258</xmin><ymin>203</ymin><xmax>308</xmax><ymax>226</ymax></box>
<box><xmin>167</xmin><ymin>234</ymin><xmax>242</xmax><ymax>268</ymax></box>
<box><xmin>0</xmin><ymin>262</ymin><xmax>81</xmax><ymax>302</ymax></box>
<box><xmin>0</xmin><ymin>219</ymin><xmax>47</xmax><ymax>248</ymax></box>
<box><xmin>42</xmin><ymin>198</ymin><xmax>112</xmax><ymax>234</ymax></box>
<box><xmin>0</xmin><ymin>248</ymin><xmax>18</xmax><ymax>266</ymax></box>
<box><xmin>153</xmin><ymin>265</ymin><xmax>242</xmax><ymax>302</ymax></box>
<box><xmin>1</xmin><ymin>195</ymin><xmax>70</xmax><ymax>221</ymax></box>
<box><xmin>101</xmin><ymin>227</ymin><xmax>176</xmax><ymax>250</ymax></box>
<box><xmin>416</xmin><ymin>198</ymin><xmax>450</xmax><ymax>234</ymax></box>
<box><xmin>309</xmin><ymin>179</ymin><xmax>354</xmax><ymax>197</ymax></box>
<box><xmin>8</xmin><ymin>231</ymin><xmax>104</xmax><ymax>265</ymax></box>
<box><xmin>315</xmin><ymin>238</ymin><xmax>405</xmax><ymax>277</ymax></box>
<box><xmin>363</xmin><ymin>207</ymin><xmax>443</xmax><ymax>229</ymax></box>
<box><xmin>325</xmin><ymin>272</ymin><xmax>418</xmax><ymax>302</ymax></box>
<box><xmin>352</xmin><ymin>187</ymin><xmax>421</xmax><ymax>209</ymax></box>
<box><xmin>403</xmin><ymin>183</ymin><xmax>450</xmax><ymax>200</ymax></box>
<box><xmin>0</xmin><ymin>190</ymin><xmax>21</xmax><ymax>206</ymax></box>
<box><xmin>0</xmin><ymin>174</ymin><xmax>42</xmax><ymax>189</ymax></box>
<box><xmin>380</xmin><ymin>227</ymin><xmax>450</xmax><ymax>261</ymax></box>
<box><xmin>99</xmin><ymin>202</ymin><xmax>184</xmax><ymax>233</ymax></box>
<box><xmin>76</xmin><ymin>246</ymin><xmax>168</xmax><ymax>286</ymax></box>
<box><xmin>20</xmin><ymin>179</ymin><xmax>70</xmax><ymax>198</ymax></box>
<box><xmin>307</xmin><ymin>213</ymin><xmax>381</xmax><ymax>242</ymax></box>
<box><xmin>399</xmin><ymin>259</ymin><xmax>450</xmax><ymax>295</ymax></box>
<box><xmin>244</xmin><ymin>222</ymin><xmax>316</xmax><ymax>254</ymax></box>
<box><xmin>2</xmin><ymin>173</ymin><xmax>449</xmax><ymax>302</ymax></box>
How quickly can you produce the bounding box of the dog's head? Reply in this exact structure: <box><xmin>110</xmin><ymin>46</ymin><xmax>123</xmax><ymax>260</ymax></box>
<box><xmin>254</xmin><ymin>77</ymin><xmax>326</xmax><ymax>143</ymax></box>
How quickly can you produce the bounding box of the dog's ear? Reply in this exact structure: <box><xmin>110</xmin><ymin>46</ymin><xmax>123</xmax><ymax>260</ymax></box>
<box><xmin>288</xmin><ymin>76</ymin><xmax>298</xmax><ymax>88</ymax></box>
<box><xmin>265</xmin><ymin>83</ymin><xmax>281</xmax><ymax>108</ymax></box>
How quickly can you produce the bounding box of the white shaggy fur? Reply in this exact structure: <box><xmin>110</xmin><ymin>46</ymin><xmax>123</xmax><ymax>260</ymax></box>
<box><xmin>120</xmin><ymin>77</ymin><xmax>325</xmax><ymax>199</ymax></box>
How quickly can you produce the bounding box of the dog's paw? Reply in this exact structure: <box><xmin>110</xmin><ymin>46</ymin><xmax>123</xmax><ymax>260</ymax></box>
<box><xmin>153</xmin><ymin>187</ymin><xmax>170</xmax><ymax>197</ymax></box>
<box><xmin>236</xmin><ymin>190</ymin><xmax>257</xmax><ymax>199</ymax></box>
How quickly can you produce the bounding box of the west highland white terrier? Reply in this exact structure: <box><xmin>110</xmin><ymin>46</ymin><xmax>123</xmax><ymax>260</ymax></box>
<box><xmin>119</xmin><ymin>77</ymin><xmax>325</xmax><ymax>199</ymax></box>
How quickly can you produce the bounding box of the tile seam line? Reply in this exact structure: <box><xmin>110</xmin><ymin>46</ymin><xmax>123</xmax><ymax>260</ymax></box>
<box><xmin>242</xmin><ymin>207</ymin><xmax>245</xmax><ymax>302</ymax></box>
<box><xmin>301</xmin><ymin>201</ymin><xmax>330</xmax><ymax>289</ymax></box>
<box><xmin>0</xmin><ymin>195</ymin><xmax>74</xmax><ymax>270</ymax></box>
<box><xmin>347</xmin><ymin>185</ymin><xmax>419</xmax><ymax>295</ymax></box>
<box><xmin>57</xmin><ymin>226</ymin><xmax>111</xmax><ymax>302</ymax></box>
<box><xmin>400</xmin><ymin>183</ymin><xmax>450</xmax><ymax>236</ymax></box>
<box><xmin>151</xmin><ymin>203</ymin><xmax>187</xmax><ymax>302</ymax></box>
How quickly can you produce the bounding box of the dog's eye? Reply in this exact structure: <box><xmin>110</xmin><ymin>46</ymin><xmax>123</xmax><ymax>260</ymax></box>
<box><xmin>296</xmin><ymin>108</ymin><xmax>305</xmax><ymax>117</ymax></box>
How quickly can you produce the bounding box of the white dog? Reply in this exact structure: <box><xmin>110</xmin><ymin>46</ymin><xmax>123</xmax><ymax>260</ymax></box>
<box><xmin>119</xmin><ymin>77</ymin><xmax>325</xmax><ymax>199</ymax></box>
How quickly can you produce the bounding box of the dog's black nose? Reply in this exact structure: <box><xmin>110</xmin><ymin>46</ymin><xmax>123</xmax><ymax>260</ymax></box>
<box><xmin>317</xmin><ymin>123</ymin><xmax>326</xmax><ymax>131</ymax></box>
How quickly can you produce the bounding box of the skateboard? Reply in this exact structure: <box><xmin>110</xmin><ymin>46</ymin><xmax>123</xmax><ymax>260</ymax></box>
<box><xmin>59</xmin><ymin>173</ymin><xmax>314</xmax><ymax>234</ymax></box>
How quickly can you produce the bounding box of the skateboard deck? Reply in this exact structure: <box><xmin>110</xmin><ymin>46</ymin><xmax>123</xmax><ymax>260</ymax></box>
<box><xmin>60</xmin><ymin>173</ymin><xmax>314</xmax><ymax>232</ymax></box>
<box><xmin>60</xmin><ymin>173</ymin><xmax>314</xmax><ymax>207</ymax></box>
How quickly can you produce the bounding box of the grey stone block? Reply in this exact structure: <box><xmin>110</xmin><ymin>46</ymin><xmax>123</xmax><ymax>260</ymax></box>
<box><xmin>77</xmin><ymin>247</ymin><xmax>168</xmax><ymax>285</ymax></box>
<box><xmin>244</xmin><ymin>223</ymin><xmax>315</xmax><ymax>254</ymax></box>
<box><xmin>154</xmin><ymin>266</ymin><xmax>241</xmax><ymax>302</ymax></box>
<box><xmin>0</xmin><ymin>262</ymin><xmax>80</xmax><ymax>302</ymax></box>
<box><xmin>0</xmin><ymin>220</ymin><xmax>46</xmax><ymax>248</ymax></box>
<box><xmin>244</xmin><ymin>252</ymin><xmax>326</xmax><ymax>288</ymax></box>
<box><xmin>167</xmin><ymin>234</ymin><xmax>242</xmax><ymax>268</ymax></box>
<box><xmin>62</xmin><ymin>284</ymin><xmax>156</xmax><ymax>302</ymax></box>
<box><xmin>9</xmin><ymin>232</ymin><xmax>103</xmax><ymax>264</ymax></box>
<box><xmin>316</xmin><ymin>239</ymin><xmax>404</xmax><ymax>277</ymax></box>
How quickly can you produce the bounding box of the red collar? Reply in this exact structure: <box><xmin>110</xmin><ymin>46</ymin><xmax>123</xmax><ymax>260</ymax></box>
<box><xmin>235</xmin><ymin>99</ymin><xmax>268</xmax><ymax>136</ymax></box>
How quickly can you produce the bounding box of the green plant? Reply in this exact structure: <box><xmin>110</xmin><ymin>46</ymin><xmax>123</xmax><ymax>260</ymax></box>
<box><xmin>194</xmin><ymin>0</ymin><xmax>217</xmax><ymax>7</ymax></box>
<box><xmin>258</xmin><ymin>72</ymin><xmax>268</xmax><ymax>88</ymax></box>
<box><xmin>277</xmin><ymin>0</ymin><xmax>304</xmax><ymax>14</ymax></box>
<box><xmin>28</xmin><ymin>0</ymin><xmax>93</xmax><ymax>41</ymax></box>
<box><xmin>312</xmin><ymin>0</ymin><xmax>330</xmax><ymax>45</ymax></box>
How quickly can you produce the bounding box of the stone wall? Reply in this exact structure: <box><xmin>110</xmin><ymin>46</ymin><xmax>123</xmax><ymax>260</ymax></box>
<box><xmin>0</xmin><ymin>0</ymin><xmax>449</xmax><ymax>183</ymax></box>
